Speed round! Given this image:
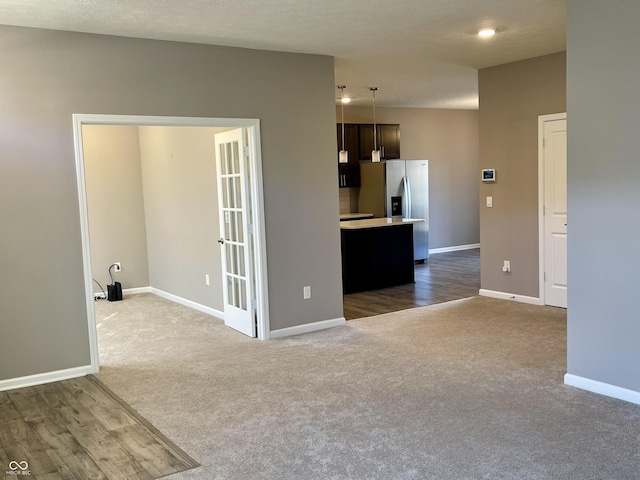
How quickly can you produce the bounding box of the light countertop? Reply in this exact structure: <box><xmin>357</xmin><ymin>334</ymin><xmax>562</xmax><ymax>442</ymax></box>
<box><xmin>340</xmin><ymin>217</ymin><xmax>426</xmax><ymax>230</ymax></box>
<box><xmin>339</xmin><ymin>212</ymin><xmax>374</xmax><ymax>221</ymax></box>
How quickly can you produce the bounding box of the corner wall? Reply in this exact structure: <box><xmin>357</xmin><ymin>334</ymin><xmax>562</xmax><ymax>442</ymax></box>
<box><xmin>566</xmin><ymin>0</ymin><xmax>640</xmax><ymax>397</ymax></box>
<box><xmin>139</xmin><ymin>126</ymin><xmax>224</xmax><ymax>311</ymax></box>
<box><xmin>478</xmin><ymin>52</ymin><xmax>566</xmax><ymax>298</ymax></box>
<box><xmin>0</xmin><ymin>25</ymin><xmax>341</xmax><ymax>383</ymax></box>
<box><xmin>83</xmin><ymin>125</ymin><xmax>150</xmax><ymax>293</ymax></box>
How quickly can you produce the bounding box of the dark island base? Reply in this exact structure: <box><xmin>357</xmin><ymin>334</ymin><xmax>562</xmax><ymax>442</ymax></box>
<box><xmin>341</xmin><ymin>224</ymin><xmax>415</xmax><ymax>294</ymax></box>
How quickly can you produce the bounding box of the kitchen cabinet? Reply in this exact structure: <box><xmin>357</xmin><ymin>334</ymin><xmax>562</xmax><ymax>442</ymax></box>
<box><xmin>336</xmin><ymin>123</ymin><xmax>402</xmax><ymax>187</ymax></box>
<box><xmin>358</xmin><ymin>124</ymin><xmax>400</xmax><ymax>161</ymax></box>
<box><xmin>340</xmin><ymin>218</ymin><xmax>424</xmax><ymax>293</ymax></box>
<box><xmin>337</xmin><ymin>123</ymin><xmax>360</xmax><ymax>187</ymax></box>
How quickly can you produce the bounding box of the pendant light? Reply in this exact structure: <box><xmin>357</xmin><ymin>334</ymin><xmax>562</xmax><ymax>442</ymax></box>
<box><xmin>337</xmin><ymin>85</ymin><xmax>348</xmax><ymax>163</ymax></box>
<box><xmin>370</xmin><ymin>87</ymin><xmax>381</xmax><ymax>162</ymax></box>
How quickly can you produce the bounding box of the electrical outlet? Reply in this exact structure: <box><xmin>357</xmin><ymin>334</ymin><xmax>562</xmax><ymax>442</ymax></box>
<box><xmin>303</xmin><ymin>286</ymin><xmax>311</xmax><ymax>300</ymax></box>
<box><xmin>205</xmin><ymin>274</ymin><xmax>210</xmax><ymax>286</ymax></box>
<box><xmin>113</xmin><ymin>262</ymin><xmax>121</xmax><ymax>272</ymax></box>
<box><xmin>502</xmin><ymin>260</ymin><xmax>511</xmax><ymax>273</ymax></box>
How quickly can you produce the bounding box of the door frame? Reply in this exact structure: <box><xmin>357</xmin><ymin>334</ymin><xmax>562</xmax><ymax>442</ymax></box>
<box><xmin>73</xmin><ymin>114</ymin><xmax>271</xmax><ymax>373</ymax></box>
<box><xmin>538</xmin><ymin>112</ymin><xmax>567</xmax><ymax>306</ymax></box>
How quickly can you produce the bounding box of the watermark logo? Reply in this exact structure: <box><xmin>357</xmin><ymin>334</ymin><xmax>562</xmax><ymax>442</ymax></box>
<box><xmin>6</xmin><ymin>461</ymin><xmax>31</xmax><ymax>476</ymax></box>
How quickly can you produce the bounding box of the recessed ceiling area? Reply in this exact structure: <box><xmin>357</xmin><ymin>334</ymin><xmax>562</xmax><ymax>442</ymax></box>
<box><xmin>0</xmin><ymin>0</ymin><xmax>566</xmax><ymax>108</ymax></box>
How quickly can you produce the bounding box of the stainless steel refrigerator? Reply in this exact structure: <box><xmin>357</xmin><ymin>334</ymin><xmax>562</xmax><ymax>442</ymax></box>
<box><xmin>358</xmin><ymin>160</ymin><xmax>429</xmax><ymax>261</ymax></box>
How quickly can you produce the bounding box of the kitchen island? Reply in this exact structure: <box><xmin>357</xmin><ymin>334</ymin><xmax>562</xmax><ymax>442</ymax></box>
<box><xmin>340</xmin><ymin>218</ymin><xmax>425</xmax><ymax>294</ymax></box>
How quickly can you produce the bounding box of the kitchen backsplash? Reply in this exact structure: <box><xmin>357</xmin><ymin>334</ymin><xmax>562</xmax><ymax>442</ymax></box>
<box><xmin>339</xmin><ymin>187</ymin><xmax>360</xmax><ymax>214</ymax></box>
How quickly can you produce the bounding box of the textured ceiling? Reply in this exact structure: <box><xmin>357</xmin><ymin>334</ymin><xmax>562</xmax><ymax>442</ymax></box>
<box><xmin>0</xmin><ymin>0</ymin><xmax>566</xmax><ymax>108</ymax></box>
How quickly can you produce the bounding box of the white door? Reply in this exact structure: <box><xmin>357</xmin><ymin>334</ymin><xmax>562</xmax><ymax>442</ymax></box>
<box><xmin>542</xmin><ymin>117</ymin><xmax>567</xmax><ymax>308</ymax></box>
<box><xmin>215</xmin><ymin>129</ymin><xmax>256</xmax><ymax>337</ymax></box>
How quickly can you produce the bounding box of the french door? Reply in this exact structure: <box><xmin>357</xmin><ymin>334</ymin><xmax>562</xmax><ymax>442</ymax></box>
<box><xmin>215</xmin><ymin>129</ymin><xmax>256</xmax><ymax>337</ymax></box>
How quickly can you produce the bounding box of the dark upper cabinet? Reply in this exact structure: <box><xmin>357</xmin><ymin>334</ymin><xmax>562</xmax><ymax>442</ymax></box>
<box><xmin>337</xmin><ymin>123</ymin><xmax>361</xmax><ymax>188</ymax></box>
<box><xmin>336</xmin><ymin>123</ymin><xmax>401</xmax><ymax>187</ymax></box>
<box><xmin>358</xmin><ymin>124</ymin><xmax>400</xmax><ymax>161</ymax></box>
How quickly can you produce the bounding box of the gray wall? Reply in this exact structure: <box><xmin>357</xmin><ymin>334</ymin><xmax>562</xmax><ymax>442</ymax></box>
<box><xmin>83</xmin><ymin>125</ymin><xmax>150</xmax><ymax>293</ymax></box>
<box><xmin>139</xmin><ymin>126</ymin><xmax>224</xmax><ymax>311</ymax></box>
<box><xmin>0</xmin><ymin>25</ymin><xmax>342</xmax><ymax>382</ymax></box>
<box><xmin>339</xmin><ymin>107</ymin><xmax>479</xmax><ymax>249</ymax></box>
<box><xmin>567</xmin><ymin>0</ymin><xmax>640</xmax><ymax>393</ymax></box>
<box><xmin>478</xmin><ymin>53</ymin><xmax>566</xmax><ymax>297</ymax></box>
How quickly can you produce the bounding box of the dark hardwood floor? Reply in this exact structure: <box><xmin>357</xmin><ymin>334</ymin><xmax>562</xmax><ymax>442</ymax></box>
<box><xmin>343</xmin><ymin>248</ymin><xmax>480</xmax><ymax>320</ymax></box>
<box><xmin>0</xmin><ymin>375</ymin><xmax>198</xmax><ymax>479</ymax></box>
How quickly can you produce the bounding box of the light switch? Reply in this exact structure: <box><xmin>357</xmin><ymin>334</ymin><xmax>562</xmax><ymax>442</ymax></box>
<box><xmin>486</xmin><ymin>196</ymin><xmax>493</xmax><ymax>208</ymax></box>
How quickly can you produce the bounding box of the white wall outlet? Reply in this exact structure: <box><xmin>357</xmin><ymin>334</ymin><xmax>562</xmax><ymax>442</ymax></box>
<box><xmin>205</xmin><ymin>274</ymin><xmax>210</xmax><ymax>286</ymax></box>
<box><xmin>113</xmin><ymin>262</ymin><xmax>121</xmax><ymax>272</ymax></box>
<box><xmin>486</xmin><ymin>196</ymin><xmax>493</xmax><ymax>208</ymax></box>
<box><xmin>502</xmin><ymin>260</ymin><xmax>511</xmax><ymax>273</ymax></box>
<box><xmin>303</xmin><ymin>286</ymin><xmax>311</xmax><ymax>300</ymax></box>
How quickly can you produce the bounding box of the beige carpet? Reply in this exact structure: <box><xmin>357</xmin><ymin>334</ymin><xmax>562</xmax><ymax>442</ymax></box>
<box><xmin>95</xmin><ymin>294</ymin><xmax>640</xmax><ymax>480</ymax></box>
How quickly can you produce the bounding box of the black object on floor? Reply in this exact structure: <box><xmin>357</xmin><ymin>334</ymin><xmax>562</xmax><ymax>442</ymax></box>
<box><xmin>108</xmin><ymin>281</ymin><xmax>123</xmax><ymax>301</ymax></box>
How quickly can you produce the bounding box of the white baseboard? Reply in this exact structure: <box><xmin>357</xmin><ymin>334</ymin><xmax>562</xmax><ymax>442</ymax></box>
<box><xmin>270</xmin><ymin>317</ymin><xmax>346</xmax><ymax>339</ymax></box>
<box><xmin>0</xmin><ymin>365</ymin><xmax>94</xmax><ymax>392</ymax></box>
<box><xmin>564</xmin><ymin>374</ymin><xmax>640</xmax><ymax>406</ymax></box>
<box><xmin>150</xmin><ymin>287</ymin><xmax>225</xmax><ymax>320</ymax></box>
<box><xmin>94</xmin><ymin>286</ymin><xmax>150</xmax><ymax>299</ymax></box>
<box><xmin>123</xmin><ymin>286</ymin><xmax>152</xmax><ymax>296</ymax></box>
<box><xmin>429</xmin><ymin>243</ymin><xmax>480</xmax><ymax>255</ymax></box>
<box><xmin>479</xmin><ymin>289</ymin><xmax>544</xmax><ymax>306</ymax></box>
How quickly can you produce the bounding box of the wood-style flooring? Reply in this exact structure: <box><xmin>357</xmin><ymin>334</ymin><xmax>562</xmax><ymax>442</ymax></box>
<box><xmin>0</xmin><ymin>375</ymin><xmax>198</xmax><ymax>479</ymax></box>
<box><xmin>343</xmin><ymin>248</ymin><xmax>480</xmax><ymax>320</ymax></box>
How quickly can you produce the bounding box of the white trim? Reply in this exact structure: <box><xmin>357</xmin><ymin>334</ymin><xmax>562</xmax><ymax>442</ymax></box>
<box><xmin>479</xmin><ymin>289</ymin><xmax>543</xmax><ymax>306</ymax></box>
<box><xmin>123</xmin><ymin>287</ymin><xmax>152</xmax><ymax>296</ymax></box>
<box><xmin>100</xmin><ymin>286</ymin><xmax>223</xmax><ymax>317</ymax></box>
<box><xmin>73</xmin><ymin>114</ymin><xmax>270</xmax><ymax>376</ymax></box>
<box><xmin>538</xmin><ymin>112</ymin><xmax>567</xmax><ymax>307</ymax></box>
<box><xmin>269</xmin><ymin>317</ymin><xmax>346</xmax><ymax>339</ymax></box>
<box><xmin>73</xmin><ymin>116</ymin><xmax>100</xmax><ymax>374</ymax></box>
<box><xmin>94</xmin><ymin>286</ymin><xmax>150</xmax><ymax>300</ymax></box>
<box><xmin>0</xmin><ymin>366</ymin><xmax>91</xmax><ymax>392</ymax></box>
<box><xmin>248</xmin><ymin>125</ymin><xmax>271</xmax><ymax>341</ymax></box>
<box><xmin>429</xmin><ymin>243</ymin><xmax>480</xmax><ymax>254</ymax></box>
<box><xmin>564</xmin><ymin>374</ymin><xmax>640</xmax><ymax>406</ymax></box>
<box><xmin>150</xmin><ymin>288</ymin><xmax>225</xmax><ymax>320</ymax></box>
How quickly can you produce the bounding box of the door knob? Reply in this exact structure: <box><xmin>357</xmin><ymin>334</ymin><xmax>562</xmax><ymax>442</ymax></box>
<box><xmin>217</xmin><ymin>238</ymin><xmax>225</xmax><ymax>244</ymax></box>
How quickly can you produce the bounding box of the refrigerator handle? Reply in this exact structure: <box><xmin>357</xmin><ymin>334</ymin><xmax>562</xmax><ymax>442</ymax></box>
<box><xmin>402</xmin><ymin>176</ymin><xmax>412</xmax><ymax>219</ymax></box>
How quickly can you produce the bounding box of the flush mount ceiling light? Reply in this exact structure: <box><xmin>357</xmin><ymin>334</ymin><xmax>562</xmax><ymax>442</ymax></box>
<box><xmin>478</xmin><ymin>28</ymin><xmax>496</xmax><ymax>38</ymax></box>
<box><xmin>338</xmin><ymin>85</ymin><xmax>349</xmax><ymax>164</ymax></box>
<box><xmin>341</xmin><ymin>96</ymin><xmax>351</xmax><ymax>104</ymax></box>
<box><xmin>370</xmin><ymin>87</ymin><xmax>381</xmax><ymax>163</ymax></box>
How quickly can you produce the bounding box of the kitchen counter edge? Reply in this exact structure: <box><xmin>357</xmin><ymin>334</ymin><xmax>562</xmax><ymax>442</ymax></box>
<box><xmin>340</xmin><ymin>218</ymin><xmax>426</xmax><ymax>230</ymax></box>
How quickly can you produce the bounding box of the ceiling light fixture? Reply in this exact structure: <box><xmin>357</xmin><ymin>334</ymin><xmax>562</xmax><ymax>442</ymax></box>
<box><xmin>341</xmin><ymin>97</ymin><xmax>351</xmax><ymax>104</ymax></box>
<box><xmin>338</xmin><ymin>85</ymin><xmax>349</xmax><ymax>164</ymax></box>
<box><xmin>370</xmin><ymin>87</ymin><xmax>381</xmax><ymax>163</ymax></box>
<box><xmin>478</xmin><ymin>28</ymin><xmax>496</xmax><ymax>38</ymax></box>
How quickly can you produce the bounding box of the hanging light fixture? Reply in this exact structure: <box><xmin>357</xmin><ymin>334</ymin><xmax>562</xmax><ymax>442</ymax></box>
<box><xmin>337</xmin><ymin>85</ymin><xmax>348</xmax><ymax>163</ymax></box>
<box><xmin>370</xmin><ymin>87</ymin><xmax>381</xmax><ymax>162</ymax></box>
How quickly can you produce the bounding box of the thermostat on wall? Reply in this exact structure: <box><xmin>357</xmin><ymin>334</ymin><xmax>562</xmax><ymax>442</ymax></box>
<box><xmin>482</xmin><ymin>168</ymin><xmax>496</xmax><ymax>183</ymax></box>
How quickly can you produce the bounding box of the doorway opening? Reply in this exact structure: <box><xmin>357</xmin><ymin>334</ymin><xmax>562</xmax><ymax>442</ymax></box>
<box><xmin>73</xmin><ymin>114</ymin><xmax>271</xmax><ymax>373</ymax></box>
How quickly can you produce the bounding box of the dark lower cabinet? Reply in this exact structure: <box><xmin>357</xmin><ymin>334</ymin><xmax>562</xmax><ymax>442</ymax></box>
<box><xmin>341</xmin><ymin>225</ymin><xmax>415</xmax><ymax>294</ymax></box>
